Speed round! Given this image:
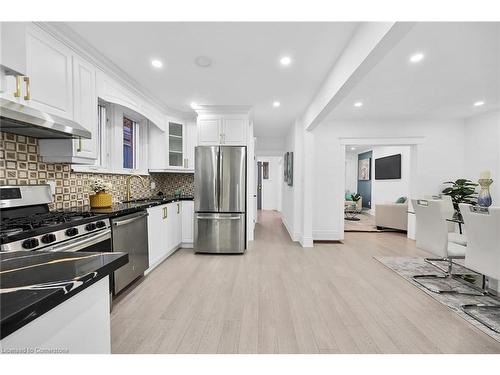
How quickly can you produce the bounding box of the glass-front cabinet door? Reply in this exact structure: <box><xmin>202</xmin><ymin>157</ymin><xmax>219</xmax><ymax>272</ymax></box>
<box><xmin>168</xmin><ymin>122</ymin><xmax>184</xmax><ymax>167</ymax></box>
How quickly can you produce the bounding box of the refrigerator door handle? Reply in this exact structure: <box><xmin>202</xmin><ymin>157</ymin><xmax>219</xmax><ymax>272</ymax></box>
<box><xmin>219</xmin><ymin>151</ymin><xmax>223</xmax><ymax>209</ymax></box>
<box><xmin>197</xmin><ymin>214</ymin><xmax>241</xmax><ymax>220</ymax></box>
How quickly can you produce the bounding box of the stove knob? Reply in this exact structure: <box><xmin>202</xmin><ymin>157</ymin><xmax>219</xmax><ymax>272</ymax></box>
<box><xmin>41</xmin><ymin>233</ymin><xmax>56</xmax><ymax>244</ymax></box>
<box><xmin>65</xmin><ymin>227</ymin><xmax>79</xmax><ymax>237</ymax></box>
<box><xmin>22</xmin><ymin>238</ymin><xmax>39</xmax><ymax>249</ymax></box>
<box><xmin>95</xmin><ymin>221</ymin><xmax>106</xmax><ymax>229</ymax></box>
<box><xmin>85</xmin><ymin>223</ymin><xmax>97</xmax><ymax>231</ymax></box>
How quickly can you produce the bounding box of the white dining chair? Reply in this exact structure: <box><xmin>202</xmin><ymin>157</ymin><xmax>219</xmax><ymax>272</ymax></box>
<box><xmin>459</xmin><ymin>203</ymin><xmax>500</xmax><ymax>333</ymax></box>
<box><xmin>411</xmin><ymin>199</ymin><xmax>477</xmax><ymax>294</ymax></box>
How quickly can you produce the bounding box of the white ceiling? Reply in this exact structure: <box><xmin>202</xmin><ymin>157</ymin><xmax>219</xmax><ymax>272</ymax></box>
<box><xmin>328</xmin><ymin>22</ymin><xmax>500</xmax><ymax>121</ymax></box>
<box><xmin>65</xmin><ymin>22</ymin><xmax>358</xmax><ymax>137</ymax></box>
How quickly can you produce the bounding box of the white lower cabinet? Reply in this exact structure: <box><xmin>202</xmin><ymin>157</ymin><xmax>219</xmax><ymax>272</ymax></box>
<box><xmin>146</xmin><ymin>201</ymin><xmax>189</xmax><ymax>273</ymax></box>
<box><xmin>167</xmin><ymin>202</ymin><xmax>182</xmax><ymax>251</ymax></box>
<box><xmin>181</xmin><ymin>200</ymin><xmax>194</xmax><ymax>247</ymax></box>
<box><xmin>146</xmin><ymin>204</ymin><xmax>168</xmax><ymax>271</ymax></box>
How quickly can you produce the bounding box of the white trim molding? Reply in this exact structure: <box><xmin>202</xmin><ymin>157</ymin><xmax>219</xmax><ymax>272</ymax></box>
<box><xmin>313</xmin><ymin>230</ymin><xmax>344</xmax><ymax>241</ymax></box>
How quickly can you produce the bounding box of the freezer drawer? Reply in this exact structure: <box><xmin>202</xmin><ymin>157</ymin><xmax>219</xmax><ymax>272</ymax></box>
<box><xmin>194</xmin><ymin>213</ymin><xmax>245</xmax><ymax>254</ymax></box>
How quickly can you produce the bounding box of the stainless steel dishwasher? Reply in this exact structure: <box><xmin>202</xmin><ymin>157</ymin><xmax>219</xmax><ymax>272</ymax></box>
<box><xmin>110</xmin><ymin>210</ymin><xmax>149</xmax><ymax>294</ymax></box>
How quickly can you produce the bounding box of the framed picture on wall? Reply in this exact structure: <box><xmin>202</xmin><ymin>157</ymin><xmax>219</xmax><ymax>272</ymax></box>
<box><xmin>284</xmin><ymin>152</ymin><xmax>288</xmax><ymax>182</ymax></box>
<box><xmin>287</xmin><ymin>152</ymin><xmax>293</xmax><ymax>186</ymax></box>
<box><xmin>358</xmin><ymin>158</ymin><xmax>371</xmax><ymax>181</ymax></box>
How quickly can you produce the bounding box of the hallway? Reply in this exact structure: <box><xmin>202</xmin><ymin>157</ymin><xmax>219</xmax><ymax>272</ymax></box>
<box><xmin>110</xmin><ymin>210</ymin><xmax>500</xmax><ymax>353</ymax></box>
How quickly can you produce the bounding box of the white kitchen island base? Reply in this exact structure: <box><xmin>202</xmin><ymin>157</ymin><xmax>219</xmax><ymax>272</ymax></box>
<box><xmin>1</xmin><ymin>276</ymin><xmax>111</xmax><ymax>354</ymax></box>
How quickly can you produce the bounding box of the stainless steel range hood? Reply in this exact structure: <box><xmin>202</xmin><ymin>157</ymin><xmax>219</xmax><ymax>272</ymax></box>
<box><xmin>0</xmin><ymin>98</ymin><xmax>91</xmax><ymax>139</ymax></box>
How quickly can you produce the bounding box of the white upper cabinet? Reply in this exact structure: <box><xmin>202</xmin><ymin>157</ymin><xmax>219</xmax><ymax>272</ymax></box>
<box><xmin>72</xmin><ymin>56</ymin><xmax>97</xmax><ymax>160</ymax></box>
<box><xmin>24</xmin><ymin>25</ymin><xmax>74</xmax><ymax>120</ymax></box>
<box><xmin>1</xmin><ymin>23</ymin><xmax>74</xmax><ymax>120</ymax></box>
<box><xmin>0</xmin><ymin>22</ymin><xmax>28</xmax><ymax>76</ymax></box>
<box><xmin>148</xmin><ymin>117</ymin><xmax>196</xmax><ymax>172</ymax></box>
<box><xmin>198</xmin><ymin>117</ymin><xmax>222</xmax><ymax>145</ymax></box>
<box><xmin>221</xmin><ymin>115</ymin><xmax>247</xmax><ymax>145</ymax></box>
<box><xmin>196</xmin><ymin>107</ymin><xmax>250</xmax><ymax>146</ymax></box>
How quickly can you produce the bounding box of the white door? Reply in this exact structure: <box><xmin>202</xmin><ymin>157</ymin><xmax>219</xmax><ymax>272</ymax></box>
<box><xmin>147</xmin><ymin>204</ymin><xmax>168</xmax><ymax>269</ymax></box>
<box><xmin>222</xmin><ymin>116</ymin><xmax>246</xmax><ymax>145</ymax></box>
<box><xmin>175</xmin><ymin>202</ymin><xmax>182</xmax><ymax>246</ymax></box>
<box><xmin>166</xmin><ymin>202</ymin><xmax>177</xmax><ymax>252</ymax></box>
<box><xmin>181</xmin><ymin>200</ymin><xmax>194</xmax><ymax>245</ymax></box>
<box><xmin>73</xmin><ymin>56</ymin><xmax>97</xmax><ymax>160</ymax></box>
<box><xmin>184</xmin><ymin>122</ymin><xmax>196</xmax><ymax>169</ymax></box>
<box><xmin>198</xmin><ymin>117</ymin><xmax>221</xmax><ymax>145</ymax></box>
<box><xmin>25</xmin><ymin>25</ymin><xmax>74</xmax><ymax>119</ymax></box>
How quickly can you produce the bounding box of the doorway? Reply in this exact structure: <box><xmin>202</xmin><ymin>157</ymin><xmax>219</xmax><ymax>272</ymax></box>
<box><xmin>257</xmin><ymin>161</ymin><xmax>262</xmax><ymax>210</ymax></box>
<box><xmin>344</xmin><ymin>143</ymin><xmax>414</xmax><ymax>233</ymax></box>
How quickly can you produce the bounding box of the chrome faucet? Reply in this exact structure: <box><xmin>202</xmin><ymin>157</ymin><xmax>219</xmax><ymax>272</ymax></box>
<box><xmin>126</xmin><ymin>174</ymin><xmax>146</xmax><ymax>202</ymax></box>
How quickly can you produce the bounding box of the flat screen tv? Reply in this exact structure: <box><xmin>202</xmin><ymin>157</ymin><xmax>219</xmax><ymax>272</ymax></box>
<box><xmin>375</xmin><ymin>154</ymin><xmax>401</xmax><ymax>180</ymax></box>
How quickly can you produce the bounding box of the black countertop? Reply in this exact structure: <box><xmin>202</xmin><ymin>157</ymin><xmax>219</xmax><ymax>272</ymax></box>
<box><xmin>89</xmin><ymin>196</ymin><xmax>194</xmax><ymax>217</ymax></box>
<box><xmin>0</xmin><ymin>251</ymin><xmax>128</xmax><ymax>339</ymax></box>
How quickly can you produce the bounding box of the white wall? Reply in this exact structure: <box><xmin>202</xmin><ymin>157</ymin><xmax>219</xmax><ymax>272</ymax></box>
<box><xmin>312</xmin><ymin>119</ymin><xmax>466</xmax><ymax>240</ymax></box>
<box><xmin>464</xmin><ymin>110</ymin><xmax>500</xmax><ymax>205</ymax></box>
<box><xmin>257</xmin><ymin>156</ymin><xmax>283</xmax><ymax>211</ymax></box>
<box><xmin>370</xmin><ymin>145</ymin><xmax>411</xmax><ymax>214</ymax></box>
<box><xmin>255</xmin><ymin>137</ymin><xmax>285</xmax><ymax>157</ymax></box>
<box><xmin>345</xmin><ymin>152</ymin><xmax>358</xmax><ymax>193</ymax></box>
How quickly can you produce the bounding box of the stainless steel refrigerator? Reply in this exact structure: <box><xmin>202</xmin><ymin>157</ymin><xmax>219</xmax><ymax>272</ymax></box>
<box><xmin>194</xmin><ymin>146</ymin><xmax>246</xmax><ymax>254</ymax></box>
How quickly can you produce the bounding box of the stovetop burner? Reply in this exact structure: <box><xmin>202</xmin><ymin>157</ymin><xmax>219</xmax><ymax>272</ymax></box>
<box><xmin>1</xmin><ymin>211</ymin><xmax>98</xmax><ymax>233</ymax></box>
<box><xmin>0</xmin><ymin>210</ymin><xmax>108</xmax><ymax>245</ymax></box>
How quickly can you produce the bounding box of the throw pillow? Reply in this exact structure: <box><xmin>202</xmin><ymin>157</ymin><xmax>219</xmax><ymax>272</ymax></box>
<box><xmin>345</xmin><ymin>191</ymin><xmax>353</xmax><ymax>201</ymax></box>
<box><xmin>396</xmin><ymin>196</ymin><xmax>407</xmax><ymax>204</ymax></box>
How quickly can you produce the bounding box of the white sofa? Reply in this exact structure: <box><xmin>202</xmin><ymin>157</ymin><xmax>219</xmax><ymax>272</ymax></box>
<box><xmin>375</xmin><ymin>202</ymin><xmax>408</xmax><ymax>231</ymax></box>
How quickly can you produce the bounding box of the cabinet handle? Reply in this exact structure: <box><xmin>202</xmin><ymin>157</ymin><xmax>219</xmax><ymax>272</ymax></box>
<box><xmin>177</xmin><ymin>203</ymin><xmax>180</xmax><ymax>214</ymax></box>
<box><xmin>163</xmin><ymin>207</ymin><xmax>168</xmax><ymax>219</ymax></box>
<box><xmin>14</xmin><ymin>76</ymin><xmax>22</xmax><ymax>97</ymax></box>
<box><xmin>76</xmin><ymin>137</ymin><xmax>82</xmax><ymax>152</ymax></box>
<box><xmin>23</xmin><ymin>76</ymin><xmax>31</xmax><ymax>101</ymax></box>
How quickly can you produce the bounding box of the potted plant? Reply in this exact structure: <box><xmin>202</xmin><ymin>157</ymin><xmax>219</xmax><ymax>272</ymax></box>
<box><xmin>441</xmin><ymin>179</ymin><xmax>478</xmax><ymax>219</ymax></box>
<box><xmin>88</xmin><ymin>178</ymin><xmax>113</xmax><ymax>208</ymax></box>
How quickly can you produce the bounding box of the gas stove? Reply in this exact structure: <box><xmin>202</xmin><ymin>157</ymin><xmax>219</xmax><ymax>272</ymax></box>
<box><xmin>0</xmin><ymin>185</ymin><xmax>110</xmax><ymax>252</ymax></box>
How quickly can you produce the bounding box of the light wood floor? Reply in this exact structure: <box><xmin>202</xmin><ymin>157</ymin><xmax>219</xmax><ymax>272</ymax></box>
<box><xmin>111</xmin><ymin>210</ymin><xmax>500</xmax><ymax>353</ymax></box>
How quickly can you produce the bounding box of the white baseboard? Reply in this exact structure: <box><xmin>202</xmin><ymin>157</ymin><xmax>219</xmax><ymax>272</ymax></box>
<box><xmin>300</xmin><ymin>236</ymin><xmax>314</xmax><ymax>248</ymax></box>
<box><xmin>281</xmin><ymin>216</ymin><xmax>299</xmax><ymax>242</ymax></box>
<box><xmin>312</xmin><ymin>230</ymin><xmax>343</xmax><ymax>241</ymax></box>
<box><xmin>181</xmin><ymin>242</ymin><xmax>193</xmax><ymax>249</ymax></box>
<box><xmin>144</xmin><ymin>245</ymin><xmax>181</xmax><ymax>275</ymax></box>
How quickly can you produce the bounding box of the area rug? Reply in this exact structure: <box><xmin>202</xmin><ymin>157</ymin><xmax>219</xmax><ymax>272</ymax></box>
<box><xmin>374</xmin><ymin>256</ymin><xmax>500</xmax><ymax>343</ymax></box>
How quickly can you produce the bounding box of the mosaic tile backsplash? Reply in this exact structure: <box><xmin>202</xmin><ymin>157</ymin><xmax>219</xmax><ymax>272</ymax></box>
<box><xmin>0</xmin><ymin>132</ymin><xmax>194</xmax><ymax>210</ymax></box>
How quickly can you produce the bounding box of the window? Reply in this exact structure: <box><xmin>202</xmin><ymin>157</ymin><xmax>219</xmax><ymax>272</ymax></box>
<box><xmin>263</xmin><ymin>162</ymin><xmax>269</xmax><ymax>179</ymax></box>
<box><xmin>123</xmin><ymin>116</ymin><xmax>138</xmax><ymax>169</ymax></box>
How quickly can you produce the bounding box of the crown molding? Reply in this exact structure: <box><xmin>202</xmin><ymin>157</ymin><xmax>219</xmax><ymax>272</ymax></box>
<box><xmin>36</xmin><ymin>22</ymin><xmax>190</xmax><ymax>120</ymax></box>
<box><xmin>193</xmin><ymin>105</ymin><xmax>253</xmax><ymax>116</ymax></box>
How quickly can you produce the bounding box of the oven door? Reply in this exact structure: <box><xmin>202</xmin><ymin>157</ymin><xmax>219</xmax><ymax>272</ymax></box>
<box><xmin>47</xmin><ymin>228</ymin><xmax>112</xmax><ymax>253</ymax></box>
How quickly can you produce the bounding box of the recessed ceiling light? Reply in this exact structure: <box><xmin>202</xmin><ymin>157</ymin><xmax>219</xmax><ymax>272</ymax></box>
<box><xmin>354</xmin><ymin>102</ymin><xmax>363</xmax><ymax>107</ymax></box>
<box><xmin>280</xmin><ymin>56</ymin><xmax>291</xmax><ymax>66</ymax></box>
<box><xmin>151</xmin><ymin>59</ymin><xmax>163</xmax><ymax>68</ymax></box>
<box><xmin>195</xmin><ymin>56</ymin><xmax>212</xmax><ymax>68</ymax></box>
<box><xmin>409</xmin><ymin>52</ymin><xmax>424</xmax><ymax>63</ymax></box>
<box><xmin>350</xmin><ymin>147</ymin><xmax>356</xmax><ymax>151</ymax></box>
<box><xmin>473</xmin><ymin>100</ymin><xmax>485</xmax><ymax>107</ymax></box>
<box><xmin>190</xmin><ymin>102</ymin><xmax>198</xmax><ymax>109</ymax></box>
<box><xmin>273</xmin><ymin>101</ymin><xmax>281</xmax><ymax>108</ymax></box>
